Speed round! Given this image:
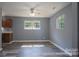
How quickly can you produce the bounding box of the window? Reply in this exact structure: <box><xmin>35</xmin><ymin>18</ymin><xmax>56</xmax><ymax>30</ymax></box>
<box><xmin>24</xmin><ymin>20</ymin><xmax>40</xmax><ymax>30</ymax></box>
<box><xmin>56</xmin><ymin>14</ymin><xmax>64</xmax><ymax>30</ymax></box>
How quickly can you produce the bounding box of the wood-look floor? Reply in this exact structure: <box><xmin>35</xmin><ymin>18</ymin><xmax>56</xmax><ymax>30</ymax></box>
<box><xmin>0</xmin><ymin>42</ymin><xmax>69</xmax><ymax>57</ymax></box>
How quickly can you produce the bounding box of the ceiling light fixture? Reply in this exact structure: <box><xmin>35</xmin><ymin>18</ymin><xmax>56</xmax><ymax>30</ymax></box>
<box><xmin>30</xmin><ymin>8</ymin><xmax>35</xmax><ymax>16</ymax></box>
<box><xmin>52</xmin><ymin>7</ymin><xmax>56</xmax><ymax>10</ymax></box>
<box><xmin>30</xmin><ymin>12</ymin><xmax>35</xmax><ymax>16</ymax></box>
<box><xmin>29</xmin><ymin>3</ymin><xmax>40</xmax><ymax>16</ymax></box>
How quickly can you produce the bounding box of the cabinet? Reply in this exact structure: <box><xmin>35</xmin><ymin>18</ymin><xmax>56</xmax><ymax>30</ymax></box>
<box><xmin>2</xmin><ymin>33</ymin><xmax>13</xmax><ymax>43</ymax></box>
<box><xmin>2</xmin><ymin>19</ymin><xmax>12</xmax><ymax>28</ymax></box>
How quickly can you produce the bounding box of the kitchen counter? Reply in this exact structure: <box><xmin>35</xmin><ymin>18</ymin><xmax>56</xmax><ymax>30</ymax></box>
<box><xmin>2</xmin><ymin>31</ymin><xmax>13</xmax><ymax>33</ymax></box>
<box><xmin>1</xmin><ymin>27</ymin><xmax>13</xmax><ymax>33</ymax></box>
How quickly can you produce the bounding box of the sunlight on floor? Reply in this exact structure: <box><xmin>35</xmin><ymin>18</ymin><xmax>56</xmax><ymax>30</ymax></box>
<box><xmin>21</xmin><ymin>45</ymin><xmax>45</xmax><ymax>48</ymax></box>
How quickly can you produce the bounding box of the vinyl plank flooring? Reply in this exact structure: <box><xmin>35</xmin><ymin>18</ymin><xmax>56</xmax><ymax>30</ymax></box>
<box><xmin>0</xmin><ymin>42</ymin><xmax>69</xmax><ymax>57</ymax></box>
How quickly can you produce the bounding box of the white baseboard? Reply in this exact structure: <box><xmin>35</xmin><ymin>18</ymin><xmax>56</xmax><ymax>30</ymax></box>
<box><xmin>0</xmin><ymin>48</ymin><xmax>3</xmax><ymax>51</ymax></box>
<box><xmin>13</xmin><ymin>40</ymin><xmax>49</xmax><ymax>42</ymax></box>
<box><xmin>49</xmin><ymin>40</ymin><xmax>72</xmax><ymax>56</ymax></box>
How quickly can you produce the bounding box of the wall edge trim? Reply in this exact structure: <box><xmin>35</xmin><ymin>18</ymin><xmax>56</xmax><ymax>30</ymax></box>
<box><xmin>12</xmin><ymin>40</ymin><xmax>49</xmax><ymax>42</ymax></box>
<box><xmin>49</xmin><ymin>40</ymin><xmax>72</xmax><ymax>56</ymax></box>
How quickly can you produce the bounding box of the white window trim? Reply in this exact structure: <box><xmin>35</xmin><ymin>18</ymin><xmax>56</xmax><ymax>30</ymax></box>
<box><xmin>24</xmin><ymin>20</ymin><xmax>40</xmax><ymax>30</ymax></box>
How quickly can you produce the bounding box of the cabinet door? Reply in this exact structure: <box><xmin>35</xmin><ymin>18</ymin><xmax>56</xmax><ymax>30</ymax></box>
<box><xmin>6</xmin><ymin>19</ymin><xmax>12</xmax><ymax>28</ymax></box>
<box><xmin>2</xmin><ymin>33</ymin><xmax>9</xmax><ymax>43</ymax></box>
<box><xmin>2</xmin><ymin>33</ymin><xmax>13</xmax><ymax>43</ymax></box>
<box><xmin>2</xmin><ymin>19</ymin><xmax>12</xmax><ymax>28</ymax></box>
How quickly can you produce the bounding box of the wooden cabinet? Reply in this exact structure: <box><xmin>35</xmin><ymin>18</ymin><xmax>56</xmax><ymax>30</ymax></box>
<box><xmin>2</xmin><ymin>18</ymin><xmax>13</xmax><ymax>43</ymax></box>
<box><xmin>2</xmin><ymin>19</ymin><xmax>12</xmax><ymax>28</ymax></box>
<box><xmin>2</xmin><ymin>33</ymin><xmax>13</xmax><ymax>43</ymax></box>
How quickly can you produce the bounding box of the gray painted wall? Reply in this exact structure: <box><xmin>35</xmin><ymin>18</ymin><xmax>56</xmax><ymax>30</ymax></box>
<box><xmin>72</xmin><ymin>2</ymin><xmax>78</xmax><ymax>55</ymax></box>
<box><xmin>8</xmin><ymin>17</ymin><xmax>49</xmax><ymax>40</ymax></box>
<box><xmin>0</xmin><ymin>8</ymin><xmax>2</xmax><ymax>50</ymax></box>
<box><xmin>49</xmin><ymin>3</ymin><xmax>77</xmax><ymax>55</ymax></box>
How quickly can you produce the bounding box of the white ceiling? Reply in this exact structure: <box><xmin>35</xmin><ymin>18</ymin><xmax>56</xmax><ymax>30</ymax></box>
<box><xmin>0</xmin><ymin>2</ymin><xmax>71</xmax><ymax>17</ymax></box>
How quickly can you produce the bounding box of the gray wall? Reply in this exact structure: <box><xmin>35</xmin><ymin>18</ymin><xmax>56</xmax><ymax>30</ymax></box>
<box><xmin>49</xmin><ymin>3</ymin><xmax>77</xmax><ymax>55</ymax></box>
<box><xmin>8</xmin><ymin>17</ymin><xmax>49</xmax><ymax>40</ymax></box>
<box><xmin>72</xmin><ymin>2</ymin><xmax>78</xmax><ymax>55</ymax></box>
<box><xmin>0</xmin><ymin>8</ymin><xmax>2</xmax><ymax>50</ymax></box>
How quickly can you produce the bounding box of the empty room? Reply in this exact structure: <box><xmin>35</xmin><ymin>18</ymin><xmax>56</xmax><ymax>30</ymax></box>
<box><xmin>0</xmin><ymin>2</ymin><xmax>78</xmax><ymax>57</ymax></box>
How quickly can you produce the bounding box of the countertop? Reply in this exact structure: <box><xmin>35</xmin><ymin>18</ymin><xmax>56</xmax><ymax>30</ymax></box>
<box><xmin>1</xmin><ymin>27</ymin><xmax>13</xmax><ymax>33</ymax></box>
<box><xmin>2</xmin><ymin>31</ymin><xmax>13</xmax><ymax>33</ymax></box>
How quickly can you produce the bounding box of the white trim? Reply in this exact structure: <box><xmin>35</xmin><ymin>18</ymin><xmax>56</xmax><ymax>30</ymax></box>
<box><xmin>0</xmin><ymin>48</ymin><xmax>3</xmax><ymax>51</ymax></box>
<box><xmin>13</xmin><ymin>40</ymin><xmax>49</xmax><ymax>42</ymax></box>
<box><xmin>49</xmin><ymin>40</ymin><xmax>72</xmax><ymax>56</ymax></box>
